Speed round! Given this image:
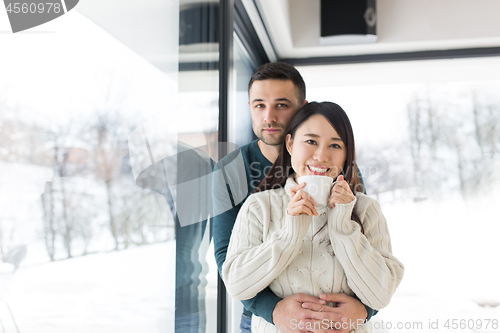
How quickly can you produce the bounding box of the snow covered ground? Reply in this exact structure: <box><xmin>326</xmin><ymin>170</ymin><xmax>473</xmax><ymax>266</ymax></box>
<box><xmin>3</xmin><ymin>189</ymin><xmax>499</xmax><ymax>333</ymax></box>
<box><xmin>2</xmin><ymin>243</ymin><xmax>176</xmax><ymax>333</ymax></box>
<box><xmin>372</xmin><ymin>190</ymin><xmax>500</xmax><ymax>333</ymax></box>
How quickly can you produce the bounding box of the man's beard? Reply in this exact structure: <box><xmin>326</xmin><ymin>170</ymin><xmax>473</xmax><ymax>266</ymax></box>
<box><xmin>255</xmin><ymin>124</ymin><xmax>286</xmax><ymax>146</ymax></box>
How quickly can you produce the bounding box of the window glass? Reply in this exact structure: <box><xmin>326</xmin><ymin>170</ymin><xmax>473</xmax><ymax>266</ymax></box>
<box><xmin>223</xmin><ymin>33</ymin><xmax>257</xmax><ymax>333</ymax></box>
<box><xmin>0</xmin><ymin>5</ymin><xmax>178</xmax><ymax>333</ymax></box>
<box><xmin>176</xmin><ymin>1</ymin><xmax>220</xmax><ymax>333</ymax></box>
<box><xmin>299</xmin><ymin>57</ymin><xmax>500</xmax><ymax>328</ymax></box>
<box><xmin>228</xmin><ymin>34</ymin><xmax>256</xmax><ymax>148</ymax></box>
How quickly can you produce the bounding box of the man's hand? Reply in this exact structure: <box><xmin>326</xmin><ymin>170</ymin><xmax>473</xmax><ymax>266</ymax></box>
<box><xmin>273</xmin><ymin>294</ymin><xmax>324</xmax><ymax>333</ymax></box>
<box><xmin>272</xmin><ymin>294</ymin><xmax>347</xmax><ymax>333</ymax></box>
<box><xmin>300</xmin><ymin>293</ymin><xmax>368</xmax><ymax>333</ymax></box>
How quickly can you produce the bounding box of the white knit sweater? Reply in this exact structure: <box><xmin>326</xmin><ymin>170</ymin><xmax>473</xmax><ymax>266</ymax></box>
<box><xmin>222</xmin><ymin>176</ymin><xmax>404</xmax><ymax>333</ymax></box>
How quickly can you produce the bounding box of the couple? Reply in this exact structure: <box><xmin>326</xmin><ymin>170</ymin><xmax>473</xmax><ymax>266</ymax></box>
<box><xmin>213</xmin><ymin>63</ymin><xmax>404</xmax><ymax>333</ymax></box>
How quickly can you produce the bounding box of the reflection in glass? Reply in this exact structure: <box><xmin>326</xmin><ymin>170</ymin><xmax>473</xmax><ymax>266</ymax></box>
<box><xmin>225</xmin><ymin>33</ymin><xmax>257</xmax><ymax>333</ymax></box>
<box><xmin>175</xmin><ymin>1</ymin><xmax>220</xmax><ymax>332</ymax></box>
<box><xmin>228</xmin><ymin>35</ymin><xmax>256</xmax><ymax>148</ymax></box>
<box><xmin>0</xmin><ymin>6</ymin><xmax>177</xmax><ymax>333</ymax></box>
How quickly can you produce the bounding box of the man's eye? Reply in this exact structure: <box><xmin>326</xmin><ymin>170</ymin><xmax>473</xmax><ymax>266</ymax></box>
<box><xmin>277</xmin><ymin>103</ymin><xmax>288</xmax><ymax>108</ymax></box>
<box><xmin>255</xmin><ymin>104</ymin><xmax>264</xmax><ymax>109</ymax></box>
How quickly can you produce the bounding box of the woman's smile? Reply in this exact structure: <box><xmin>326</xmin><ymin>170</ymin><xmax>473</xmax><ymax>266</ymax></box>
<box><xmin>307</xmin><ymin>164</ymin><xmax>330</xmax><ymax>175</ymax></box>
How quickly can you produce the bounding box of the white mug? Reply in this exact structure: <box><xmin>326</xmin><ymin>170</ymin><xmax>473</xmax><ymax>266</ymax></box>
<box><xmin>297</xmin><ymin>175</ymin><xmax>333</xmax><ymax>208</ymax></box>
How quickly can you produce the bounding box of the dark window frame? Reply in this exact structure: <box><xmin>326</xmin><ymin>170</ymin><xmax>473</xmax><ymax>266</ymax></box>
<box><xmin>281</xmin><ymin>47</ymin><xmax>500</xmax><ymax>66</ymax></box>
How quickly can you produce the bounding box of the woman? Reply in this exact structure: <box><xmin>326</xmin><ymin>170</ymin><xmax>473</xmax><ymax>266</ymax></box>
<box><xmin>222</xmin><ymin>102</ymin><xmax>404</xmax><ymax>333</ymax></box>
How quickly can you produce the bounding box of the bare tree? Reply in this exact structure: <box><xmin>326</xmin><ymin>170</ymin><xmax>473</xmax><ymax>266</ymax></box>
<box><xmin>426</xmin><ymin>94</ymin><xmax>440</xmax><ymax>159</ymax></box>
<box><xmin>45</xmin><ymin>126</ymin><xmax>74</xmax><ymax>258</ymax></box>
<box><xmin>88</xmin><ymin>74</ymin><xmax>133</xmax><ymax>251</ymax></box>
<box><xmin>40</xmin><ymin>181</ymin><xmax>57</xmax><ymax>261</ymax></box>
<box><xmin>472</xmin><ymin>91</ymin><xmax>500</xmax><ymax>158</ymax></box>
<box><xmin>357</xmin><ymin>141</ymin><xmax>412</xmax><ymax>200</ymax></box>
<box><xmin>407</xmin><ymin>93</ymin><xmax>427</xmax><ymax>194</ymax></box>
<box><xmin>44</xmin><ymin>122</ymin><xmax>95</xmax><ymax>259</ymax></box>
<box><xmin>486</xmin><ymin>103</ymin><xmax>500</xmax><ymax>157</ymax></box>
<box><xmin>406</xmin><ymin>87</ymin><xmax>500</xmax><ymax>199</ymax></box>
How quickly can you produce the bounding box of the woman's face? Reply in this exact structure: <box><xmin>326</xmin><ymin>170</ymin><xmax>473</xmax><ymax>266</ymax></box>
<box><xmin>286</xmin><ymin>114</ymin><xmax>347</xmax><ymax>180</ymax></box>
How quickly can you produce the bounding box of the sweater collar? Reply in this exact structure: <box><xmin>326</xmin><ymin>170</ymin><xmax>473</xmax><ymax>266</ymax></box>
<box><xmin>284</xmin><ymin>174</ymin><xmax>298</xmax><ymax>199</ymax></box>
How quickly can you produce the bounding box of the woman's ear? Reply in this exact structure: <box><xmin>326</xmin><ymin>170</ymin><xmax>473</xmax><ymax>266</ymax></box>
<box><xmin>285</xmin><ymin>134</ymin><xmax>293</xmax><ymax>155</ymax></box>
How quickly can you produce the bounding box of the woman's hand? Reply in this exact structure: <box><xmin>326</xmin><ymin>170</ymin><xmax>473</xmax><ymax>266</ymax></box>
<box><xmin>288</xmin><ymin>182</ymin><xmax>319</xmax><ymax>216</ymax></box>
<box><xmin>328</xmin><ymin>175</ymin><xmax>355</xmax><ymax>209</ymax></box>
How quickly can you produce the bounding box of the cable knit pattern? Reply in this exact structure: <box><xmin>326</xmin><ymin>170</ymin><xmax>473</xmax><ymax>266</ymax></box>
<box><xmin>222</xmin><ymin>176</ymin><xmax>404</xmax><ymax>333</ymax></box>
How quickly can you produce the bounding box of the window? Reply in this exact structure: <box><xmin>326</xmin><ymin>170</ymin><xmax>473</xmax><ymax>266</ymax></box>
<box><xmin>299</xmin><ymin>57</ymin><xmax>500</xmax><ymax>327</ymax></box>
<box><xmin>0</xmin><ymin>5</ymin><xmax>179</xmax><ymax>332</ymax></box>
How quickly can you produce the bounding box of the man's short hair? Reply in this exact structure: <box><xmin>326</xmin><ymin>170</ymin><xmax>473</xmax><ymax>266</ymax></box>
<box><xmin>248</xmin><ymin>62</ymin><xmax>306</xmax><ymax>103</ymax></box>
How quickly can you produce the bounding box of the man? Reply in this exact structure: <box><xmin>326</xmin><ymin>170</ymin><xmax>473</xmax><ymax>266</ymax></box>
<box><xmin>213</xmin><ymin>62</ymin><xmax>376</xmax><ymax>333</ymax></box>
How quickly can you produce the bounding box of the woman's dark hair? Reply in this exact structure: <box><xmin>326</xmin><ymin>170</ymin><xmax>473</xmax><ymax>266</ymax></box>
<box><xmin>256</xmin><ymin>102</ymin><xmax>364</xmax><ymax>231</ymax></box>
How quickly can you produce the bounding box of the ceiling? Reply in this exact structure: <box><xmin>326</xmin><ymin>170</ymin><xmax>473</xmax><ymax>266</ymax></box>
<box><xmin>254</xmin><ymin>0</ymin><xmax>500</xmax><ymax>60</ymax></box>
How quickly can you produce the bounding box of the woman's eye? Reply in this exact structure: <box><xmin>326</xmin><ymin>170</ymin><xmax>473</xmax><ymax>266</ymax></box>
<box><xmin>330</xmin><ymin>144</ymin><xmax>341</xmax><ymax>148</ymax></box>
<box><xmin>306</xmin><ymin>140</ymin><xmax>316</xmax><ymax>145</ymax></box>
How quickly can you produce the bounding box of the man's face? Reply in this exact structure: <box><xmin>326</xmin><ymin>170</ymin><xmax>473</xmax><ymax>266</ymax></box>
<box><xmin>248</xmin><ymin>79</ymin><xmax>303</xmax><ymax>146</ymax></box>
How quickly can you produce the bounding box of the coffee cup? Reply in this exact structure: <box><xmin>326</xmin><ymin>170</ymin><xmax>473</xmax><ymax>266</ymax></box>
<box><xmin>296</xmin><ymin>175</ymin><xmax>333</xmax><ymax>208</ymax></box>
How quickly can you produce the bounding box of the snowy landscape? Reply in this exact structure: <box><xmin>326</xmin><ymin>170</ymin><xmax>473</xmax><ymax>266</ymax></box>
<box><xmin>1</xmin><ymin>242</ymin><xmax>175</xmax><ymax>333</ymax></box>
<box><xmin>374</xmin><ymin>189</ymin><xmax>500</xmax><ymax>333</ymax></box>
<box><xmin>1</xmin><ymin>188</ymin><xmax>499</xmax><ymax>332</ymax></box>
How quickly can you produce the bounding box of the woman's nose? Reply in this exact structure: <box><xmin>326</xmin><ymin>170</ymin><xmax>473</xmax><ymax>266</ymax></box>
<box><xmin>313</xmin><ymin>146</ymin><xmax>328</xmax><ymax>161</ymax></box>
